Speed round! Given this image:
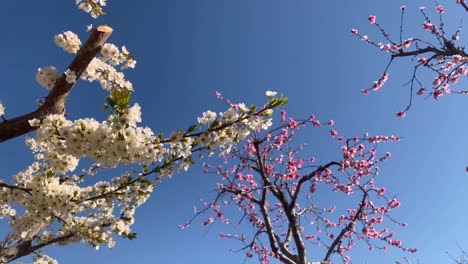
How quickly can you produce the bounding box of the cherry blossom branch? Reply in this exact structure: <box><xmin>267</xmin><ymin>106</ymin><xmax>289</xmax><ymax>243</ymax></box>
<box><xmin>253</xmin><ymin>140</ymin><xmax>307</xmax><ymax>264</ymax></box>
<box><xmin>0</xmin><ymin>25</ymin><xmax>113</xmax><ymax>143</ymax></box>
<box><xmin>323</xmin><ymin>190</ymin><xmax>368</xmax><ymax>262</ymax></box>
<box><xmin>460</xmin><ymin>1</ymin><xmax>468</xmax><ymax>13</ymax></box>
<box><xmin>355</xmin><ymin>4</ymin><xmax>468</xmax><ymax>116</ymax></box>
<box><xmin>0</xmin><ymin>183</ymin><xmax>32</xmax><ymax>195</ymax></box>
<box><xmin>0</xmin><ymin>233</ymin><xmax>75</xmax><ymax>263</ymax></box>
<box><xmin>291</xmin><ymin>161</ymin><xmax>341</xmax><ymax>207</ymax></box>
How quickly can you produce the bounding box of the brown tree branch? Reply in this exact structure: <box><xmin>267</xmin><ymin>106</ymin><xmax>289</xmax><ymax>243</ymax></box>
<box><xmin>0</xmin><ymin>25</ymin><xmax>113</xmax><ymax>143</ymax></box>
<box><xmin>0</xmin><ymin>233</ymin><xmax>75</xmax><ymax>263</ymax></box>
<box><xmin>461</xmin><ymin>2</ymin><xmax>468</xmax><ymax>13</ymax></box>
<box><xmin>391</xmin><ymin>45</ymin><xmax>467</xmax><ymax>59</ymax></box>
<box><xmin>323</xmin><ymin>191</ymin><xmax>368</xmax><ymax>262</ymax></box>
<box><xmin>252</xmin><ymin>140</ymin><xmax>298</xmax><ymax>264</ymax></box>
<box><xmin>291</xmin><ymin>161</ymin><xmax>340</xmax><ymax>208</ymax></box>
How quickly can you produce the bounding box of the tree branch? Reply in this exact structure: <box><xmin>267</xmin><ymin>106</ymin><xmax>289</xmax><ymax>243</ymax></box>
<box><xmin>391</xmin><ymin>44</ymin><xmax>467</xmax><ymax>59</ymax></box>
<box><xmin>0</xmin><ymin>233</ymin><xmax>75</xmax><ymax>263</ymax></box>
<box><xmin>0</xmin><ymin>25</ymin><xmax>113</xmax><ymax>143</ymax></box>
<box><xmin>323</xmin><ymin>190</ymin><xmax>368</xmax><ymax>262</ymax></box>
<box><xmin>291</xmin><ymin>161</ymin><xmax>340</xmax><ymax>207</ymax></box>
<box><xmin>460</xmin><ymin>2</ymin><xmax>468</xmax><ymax>13</ymax></box>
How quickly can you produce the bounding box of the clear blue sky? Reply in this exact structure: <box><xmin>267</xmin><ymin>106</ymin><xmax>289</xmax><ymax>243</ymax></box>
<box><xmin>0</xmin><ymin>0</ymin><xmax>467</xmax><ymax>263</ymax></box>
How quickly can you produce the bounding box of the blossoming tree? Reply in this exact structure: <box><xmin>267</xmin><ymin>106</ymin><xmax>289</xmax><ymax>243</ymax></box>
<box><xmin>353</xmin><ymin>1</ymin><xmax>468</xmax><ymax>262</ymax></box>
<box><xmin>184</xmin><ymin>110</ymin><xmax>415</xmax><ymax>264</ymax></box>
<box><xmin>353</xmin><ymin>1</ymin><xmax>468</xmax><ymax>117</ymax></box>
<box><xmin>0</xmin><ymin>1</ymin><xmax>285</xmax><ymax>263</ymax></box>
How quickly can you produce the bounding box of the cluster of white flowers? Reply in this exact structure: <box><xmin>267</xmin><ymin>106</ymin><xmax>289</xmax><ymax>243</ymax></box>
<box><xmin>64</xmin><ymin>69</ymin><xmax>77</xmax><ymax>84</ymax></box>
<box><xmin>28</xmin><ymin>106</ymin><xmax>158</xmax><ymax>173</ymax></box>
<box><xmin>4</xmin><ymin>159</ymin><xmax>150</xmax><ymax>250</ymax></box>
<box><xmin>33</xmin><ymin>254</ymin><xmax>58</xmax><ymax>264</ymax></box>
<box><xmin>0</xmin><ymin>3</ymin><xmax>283</xmax><ymax>262</ymax></box>
<box><xmin>0</xmin><ymin>203</ymin><xmax>16</xmax><ymax>219</ymax></box>
<box><xmin>0</xmin><ymin>88</ymin><xmax>278</xmax><ymax>263</ymax></box>
<box><xmin>82</xmin><ymin>57</ymin><xmax>134</xmax><ymax>92</ymax></box>
<box><xmin>36</xmin><ymin>66</ymin><xmax>60</xmax><ymax>90</ymax></box>
<box><xmin>76</xmin><ymin>0</ymin><xmax>107</xmax><ymax>18</ymax></box>
<box><xmin>54</xmin><ymin>31</ymin><xmax>81</xmax><ymax>54</ymax></box>
<box><xmin>100</xmin><ymin>44</ymin><xmax>136</xmax><ymax>70</ymax></box>
<box><xmin>0</xmin><ymin>102</ymin><xmax>4</xmax><ymax>116</ymax></box>
<box><xmin>37</xmin><ymin>30</ymin><xmax>136</xmax><ymax>106</ymax></box>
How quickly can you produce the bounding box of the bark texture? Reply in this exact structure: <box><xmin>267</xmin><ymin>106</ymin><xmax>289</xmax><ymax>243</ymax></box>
<box><xmin>0</xmin><ymin>25</ymin><xmax>113</xmax><ymax>143</ymax></box>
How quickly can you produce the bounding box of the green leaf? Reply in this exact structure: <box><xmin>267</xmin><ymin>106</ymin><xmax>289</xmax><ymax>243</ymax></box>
<box><xmin>124</xmin><ymin>232</ymin><xmax>137</xmax><ymax>240</ymax></box>
<box><xmin>106</xmin><ymin>96</ymin><xmax>116</xmax><ymax>107</ymax></box>
<box><xmin>187</xmin><ymin>124</ymin><xmax>197</xmax><ymax>133</ymax></box>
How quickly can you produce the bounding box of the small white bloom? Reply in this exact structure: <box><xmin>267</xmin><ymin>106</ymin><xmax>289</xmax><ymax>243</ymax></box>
<box><xmin>79</xmin><ymin>3</ymin><xmax>92</xmax><ymax>13</ymax></box>
<box><xmin>0</xmin><ymin>102</ymin><xmax>4</xmax><ymax>116</ymax></box>
<box><xmin>28</xmin><ymin>118</ymin><xmax>41</xmax><ymax>127</ymax></box>
<box><xmin>36</xmin><ymin>66</ymin><xmax>60</xmax><ymax>90</ymax></box>
<box><xmin>199</xmin><ymin>132</ymin><xmax>212</xmax><ymax>147</ymax></box>
<box><xmin>86</xmin><ymin>24</ymin><xmax>93</xmax><ymax>32</ymax></box>
<box><xmin>221</xmin><ymin>108</ymin><xmax>239</xmax><ymax>123</ymax></box>
<box><xmin>266</xmin><ymin>90</ymin><xmax>277</xmax><ymax>98</ymax></box>
<box><xmin>54</xmin><ymin>31</ymin><xmax>81</xmax><ymax>54</ymax></box>
<box><xmin>123</xmin><ymin>103</ymin><xmax>142</xmax><ymax>126</ymax></box>
<box><xmin>65</xmin><ymin>69</ymin><xmax>77</xmax><ymax>84</ymax></box>
<box><xmin>197</xmin><ymin>110</ymin><xmax>217</xmax><ymax>125</ymax></box>
<box><xmin>238</xmin><ymin>103</ymin><xmax>249</xmax><ymax>112</ymax></box>
<box><xmin>122</xmin><ymin>46</ymin><xmax>129</xmax><ymax>55</ymax></box>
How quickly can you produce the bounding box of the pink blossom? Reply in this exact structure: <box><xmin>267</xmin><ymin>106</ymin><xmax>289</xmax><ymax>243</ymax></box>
<box><xmin>280</xmin><ymin>110</ymin><xmax>286</xmax><ymax>124</ymax></box>
<box><xmin>417</xmin><ymin>57</ymin><xmax>427</xmax><ymax>64</ymax></box>
<box><xmin>458</xmin><ymin>66</ymin><xmax>468</xmax><ymax>76</ymax></box>
<box><xmin>368</xmin><ymin>15</ymin><xmax>376</xmax><ymax>24</ymax></box>
<box><xmin>416</xmin><ymin>88</ymin><xmax>426</xmax><ymax>95</ymax></box>
<box><xmin>388</xmin><ymin>198</ymin><xmax>401</xmax><ymax>209</ymax></box>
<box><xmin>396</xmin><ymin>111</ymin><xmax>406</xmax><ymax>118</ymax></box>
<box><xmin>351</xmin><ymin>29</ymin><xmax>358</xmax><ymax>35</ymax></box>
<box><xmin>389</xmin><ymin>240</ymin><xmax>402</xmax><ymax>247</ymax></box>
<box><xmin>433</xmin><ymin>88</ymin><xmax>444</xmax><ymax>100</ymax></box>
<box><xmin>402</xmin><ymin>38</ymin><xmax>413</xmax><ymax>48</ymax></box>
<box><xmin>436</xmin><ymin>5</ymin><xmax>444</xmax><ymax>13</ymax></box>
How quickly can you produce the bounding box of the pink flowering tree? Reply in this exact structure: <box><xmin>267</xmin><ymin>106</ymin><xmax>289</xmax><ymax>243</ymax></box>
<box><xmin>0</xmin><ymin>2</ymin><xmax>286</xmax><ymax>263</ymax></box>
<box><xmin>184</xmin><ymin>110</ymin><xmax>415</xmax><ymax>264</ymax></box>
<box><xmin>352</xmin><ymin>1</ymin><xmax>468</xmax><ymax>117</ymax></box>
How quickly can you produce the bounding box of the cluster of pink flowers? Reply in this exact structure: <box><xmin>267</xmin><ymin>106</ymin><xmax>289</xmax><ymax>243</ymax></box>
<box><xmin>353</xmin><ymin>3</ymin><xmax>468</xmax><ymax>118</ymax></box>
<box><xmin>186</xmin><ymin>110</ymin><xmax>414</xmax><ymax>263</ymax></box>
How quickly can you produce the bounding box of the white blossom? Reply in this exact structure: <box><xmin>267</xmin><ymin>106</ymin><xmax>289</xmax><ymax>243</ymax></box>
<box><xmin>266</xmin><ymin>90</ymin><xmax>277</xmax><ymax>98</ymax></box>
<box><xmin>36</xmin><ymin>66</ymin><xmax>60</xmax><ymax>90</ymax></box>
<box><xmin>197</xmin><ymin>110</ymin><xmax>217</xmax><ymax>125</ymax></box>
<box><xmin>54</xmin><ymin>31</ymin><xmax>81</xmax><ymax>54</ymax></box>
<box><xmin>221</xmin><ymin>108</ymin><xmax>239</xmax><ymax>123</ymax></box>
<box><xmin>28</xmin><ymin>118</ymin><xmax>41</xmax><ymax>127</ymax></box>
<box><xmin>64</xmin><ymin>69</ymin><xmax>77</xmax><ymax>84</ymax></box>
<box><xmin>33</xmin><ymin>254</ymin><xmax>58</xmax><ymax>264</ymax></box>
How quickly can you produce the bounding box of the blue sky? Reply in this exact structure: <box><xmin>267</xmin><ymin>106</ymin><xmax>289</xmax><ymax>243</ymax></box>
<box><xmin>0</xmin><ymin>0</ymin><xmax>468</xmax><ymax>263</ymax></box>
